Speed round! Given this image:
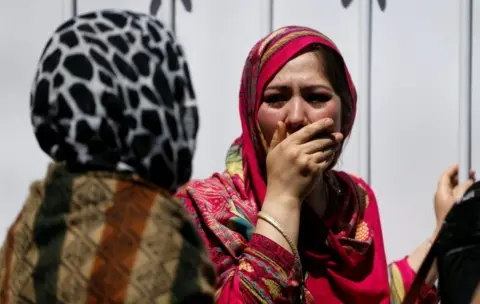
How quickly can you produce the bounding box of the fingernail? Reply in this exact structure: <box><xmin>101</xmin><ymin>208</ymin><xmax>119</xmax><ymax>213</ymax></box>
<box><xmin>324</xmin><ymin>118</ymin><xmax>333</xmax><ymax>125</ymax></box>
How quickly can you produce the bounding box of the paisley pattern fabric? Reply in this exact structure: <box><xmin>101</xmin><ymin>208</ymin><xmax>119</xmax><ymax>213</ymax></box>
<box><xmin>177</xmin><ymin>139</ymin><xmax>438</xmax><ymax>303</ymax></box>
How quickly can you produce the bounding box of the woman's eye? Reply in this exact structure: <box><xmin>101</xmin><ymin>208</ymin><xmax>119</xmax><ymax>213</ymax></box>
<box><xmin>307</xmin><ymin>93</ymin><xmax>332</xmax><ymax>103</ymax></box>
<box><xmin>264</xmin><ymin>94</ymin><xmax>286</xmax><ymax>104</ymax></box>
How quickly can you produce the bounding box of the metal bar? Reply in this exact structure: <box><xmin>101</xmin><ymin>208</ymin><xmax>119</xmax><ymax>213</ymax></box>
<box><xmin>459</xmin><ymin>0</ymin><xmax>473</xmax><ymax>182</ymax></box>
<box><xmin>71</xmin><ymin>0</ymin><xmax>77</xmax><ymax>17</ymax></box>
<box><xmin>171</xmin><ymin>0</ymin><xmax>176</xmax><ymax>34</ymax></box>
<box><xmin>269</xmin><ymin>0</ymin><xmax>274</xmax><ymax>32</ymax></box>
<box><xmin>358</xmin><ymin>0</ymin><xmax>373</xmax><ymax>183</ymax></box>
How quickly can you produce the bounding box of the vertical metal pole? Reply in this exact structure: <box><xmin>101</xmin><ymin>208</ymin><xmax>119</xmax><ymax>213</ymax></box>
<box><xmin>459</xmin><ymin>0</ymin><xmax>473</xmax><ymax>182</ymax></box>
<box><xmin>171</xmin><ymin>0</ymin><xmax>176</xmax><ymax>34</ymax></box>
<box><xmin>72</xmin><ymin>0</ymin><xmax>77</xmax><ymax>17</ymax></box>
<box><xmin>359</xmin><ymin>0</ymin><xmax>373</xmax><ymax>183</ymax></box>
<box><xmin>268</xmin><ymin>0</ymin><xmax>274</xmax><ymax>32</ymax></box>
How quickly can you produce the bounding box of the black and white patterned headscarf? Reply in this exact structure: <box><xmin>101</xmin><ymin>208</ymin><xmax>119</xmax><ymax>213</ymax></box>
<box><xmin>30</xmin><ymin>9</ymin><xmax>198</xmax><ymax>192</ymax></box>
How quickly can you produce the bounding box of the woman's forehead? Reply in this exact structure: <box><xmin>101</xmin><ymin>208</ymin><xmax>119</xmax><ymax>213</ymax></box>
<box><xmin>266</xmin><ymin>52</ymin><xmax>329</xmax><ymax>87</ymax></box>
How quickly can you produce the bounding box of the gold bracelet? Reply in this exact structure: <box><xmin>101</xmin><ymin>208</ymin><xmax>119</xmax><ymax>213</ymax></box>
<box><xmin>257</xmin><ymin>211</ymin><xmax>301</xmax><ymax>264</ymax></box>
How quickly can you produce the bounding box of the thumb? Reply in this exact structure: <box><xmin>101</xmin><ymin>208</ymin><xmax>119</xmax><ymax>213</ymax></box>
<box><xmin>269</xmin><ymin>121</ymin><xmax>286</xmax><ymax>151</ymax></box>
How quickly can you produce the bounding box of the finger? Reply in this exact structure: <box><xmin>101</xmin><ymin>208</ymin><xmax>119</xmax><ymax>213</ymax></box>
<box><xmin>470</xmin><ymin>169</ymin><xmax>476</xmax><ymax>181</ymax></box>
<box><xmin>452</xmin><ymin>168</ymin><xmax>476</xmax><ymax>184</ymax></box>
<box><xmin>438</xmin><ymin>163</ymin><xmax>459</xmax><ymax>189</ymax></box>
<box><xmin>453</xmin><ymin>169</ymin><xmax>476</xmax><ymax>185</ymax></box>
<box><xmin>302</xmin><ymin>132</ymin><xmax>343</xmax><ymax>154</ymax></box>
<box><xmin>269</xmin><ymin>121</ymin><xmax>287</xmax><ymax>150</ymax></box>
<box><xmin>290</xmin><ymin>118</ymin><xmax>334</xmax><ymax>144</ymax></box>
<box><xmin>309</xmin><ymin>147</ymin><xmax>336</xmax><ymax>164</ymax></box>
<box><xmin>452</xmin><ymin>169</ymin><xmax>459</xmax><ymax>184</ymax></box>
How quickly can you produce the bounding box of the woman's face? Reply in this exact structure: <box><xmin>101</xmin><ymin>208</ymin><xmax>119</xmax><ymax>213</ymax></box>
<box><xmin>257</xmin><ymin>51</ymin><xmax>342</xmax><ymax>145</ymax></box>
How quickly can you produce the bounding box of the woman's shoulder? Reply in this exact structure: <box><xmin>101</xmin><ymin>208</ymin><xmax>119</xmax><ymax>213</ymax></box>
<box><xmin>175</xmin><ymin>171</ymin><xmax>257</xmax><ymax>219</ymax></box>
<box><xmin>175</xmin><ymin>171</ymin><xmax>246</xmax><ymax>206</ymax></box>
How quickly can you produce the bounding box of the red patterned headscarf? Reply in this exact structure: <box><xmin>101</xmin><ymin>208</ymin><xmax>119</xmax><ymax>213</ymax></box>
<box><xmin>237</xmin><ymin>26</ymin><xmax>357</xmax><ymax>205</ymax></box>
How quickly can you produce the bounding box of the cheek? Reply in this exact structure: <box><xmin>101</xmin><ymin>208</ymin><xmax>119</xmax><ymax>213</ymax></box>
<box><xmin>309</xmin><ymin>101</ymin><xmax>342</xmax><ymax>132</ymax></box>
<box><xmin>257</xmin><ymin>103</ymin><xmax>283</xmax><ymax>145</ymax></box>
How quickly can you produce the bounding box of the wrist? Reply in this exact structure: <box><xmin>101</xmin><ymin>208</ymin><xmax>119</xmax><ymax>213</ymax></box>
<box><xmin>258</xmin><ymin>192</ymin><xmax>302</xmax><ymax>254</ymax></box>
<box><xmin>262</xmin><ymin>192</ymin><xmax>302</xmax><ymax>221</ymax></box>
<box><xmin>264</xmin><ymin>192</ymin><xmax>301</xmax><ymax>208</ymax></box>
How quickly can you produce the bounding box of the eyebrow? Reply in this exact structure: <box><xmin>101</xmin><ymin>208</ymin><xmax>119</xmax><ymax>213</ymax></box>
<box><xmin>264</xmin><ymin>84</ymin><xmax>334</xmax><ymax>92</ymax></box>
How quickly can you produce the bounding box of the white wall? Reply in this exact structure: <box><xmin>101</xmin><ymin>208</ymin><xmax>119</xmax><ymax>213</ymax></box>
<box><xmin>472</xmin><ymin>1</ymin><xmax>480</xmax><ymax>184</ymax></box>
<box><xmin>371</xmin><ymin>0</ymin><xmax>461</xmax><ymax>259</ymax></box>
<box><xmin>0</xmin><ymin>0</ymin><xmax>475</xmax><ymax>262</ymax></box>
<box><xmin>175</xmin><ymin>1</ymin><xmax>270</xmax><ymax>178</ymax></box>
<box><xmin>0</xmin><ymin>0</ymin><xmax>69</xmax><ymax>237</ymax></box>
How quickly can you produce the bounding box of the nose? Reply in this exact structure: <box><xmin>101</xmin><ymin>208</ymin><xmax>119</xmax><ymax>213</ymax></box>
<box><xmin>285</xmin><ymin>98</ymin><xmax>307</xmax><ymax>133</ymax></box>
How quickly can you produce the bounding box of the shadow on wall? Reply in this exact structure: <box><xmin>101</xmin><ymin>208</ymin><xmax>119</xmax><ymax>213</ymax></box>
<box><xmin>148</xmin><ymin>0</ymin><xmax>387</xmax><ymax>19</ymax></box>
<box><xmin>341</xmin><ymin>0</ymin><xmax>386</xmax><ymax>11</ymax></box>
<box><xmin>150</xmin><ymin>0</ymin><xmax>192</xmax><ymax>15</ymax></box>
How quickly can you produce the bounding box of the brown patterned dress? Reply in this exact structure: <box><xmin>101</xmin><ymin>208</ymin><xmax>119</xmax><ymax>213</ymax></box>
<box><xmin>0</xmin><ymin>164</ymin><xmax>215</xmax><ymax>303</ymax></box>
